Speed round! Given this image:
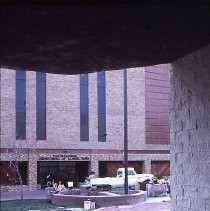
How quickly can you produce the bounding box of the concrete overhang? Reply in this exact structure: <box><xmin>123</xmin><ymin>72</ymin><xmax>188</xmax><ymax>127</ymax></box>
<box><xmin>1</xmin><ymin>2</ymin><xmax>210</xmax><ymax>74</ymax></box>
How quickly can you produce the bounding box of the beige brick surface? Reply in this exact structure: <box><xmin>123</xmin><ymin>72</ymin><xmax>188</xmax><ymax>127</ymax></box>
<box><xmin>1</xmin><ymin>67</ymin><xmax>170</xmax><ymax>190</ymax></box>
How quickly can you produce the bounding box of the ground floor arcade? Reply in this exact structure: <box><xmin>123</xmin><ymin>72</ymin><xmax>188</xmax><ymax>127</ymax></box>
<box><xmin>0</xmin><ymin>149</ymin><xmax>170</xmax><ymax>191</ymax></box>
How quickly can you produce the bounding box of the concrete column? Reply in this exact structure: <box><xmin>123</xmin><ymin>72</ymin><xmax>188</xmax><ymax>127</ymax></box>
<box><xmin>170</xmin><ymin>45</ymin><xmax>210</xmax><ymax>211</ymax></box>
<box><xmin>90</xmin><ymin>156</ymin><xmax>99</xmax><ymax>177</ymax></box>
<box><xmin>28</xmin><ymin>153</ymin><xmax>38</xmax><ymax>190</ymax></box>
<box><xmin>143</xmin><ymin>158</ymin><xmax>151</xmax><ymax>174</ymax></box>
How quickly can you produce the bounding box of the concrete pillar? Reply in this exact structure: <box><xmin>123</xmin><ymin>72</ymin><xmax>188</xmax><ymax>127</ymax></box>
<box><xmin>170</xmin><ymin>45</ymin><xmax>210</xmax><ymax>211</ymax></box>
<box><xmin>90</xmin><ymin>156</ymin><xmax>99</xmax><ymax>177</ymax></box>
<box><xmin>143</xmin><ymin>158</ymin><xmax>151</xmax><ymax>174</ymax></box>
<box><xmin>28</xmin><ymin>153</ymin><xmax>38</xmax><ymax>190</ymax></box>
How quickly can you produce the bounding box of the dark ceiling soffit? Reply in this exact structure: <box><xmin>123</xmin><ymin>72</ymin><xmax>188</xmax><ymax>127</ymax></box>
<box><xmin>1</xmin><ymin>3</ymin><xmax>210</xmax><ymax>74</ymax></box>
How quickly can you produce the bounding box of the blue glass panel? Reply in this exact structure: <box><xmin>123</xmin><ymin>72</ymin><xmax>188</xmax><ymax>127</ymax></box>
<box><xmin>80</xmin><ymin>74</ymin><xmax>88</xmax><ymax>85</ymax></box>
<box><xmin>36</xmin><ymin>72</ymin><xmax>46</xmax><ymax>140</ymax></box>
<box><xmin>80</xmin><ymin>87</ymin><xmax>88</xmax><ymax>113</ymax></box>
<box><xmin>80</xmin><ymin>74</ymin><xmax>89</xmax><ymax>141</ymax></box>
<box><xmin>37</xmin><ymin>81</ymin><xmax>46</xmax><ymax>111</ymax></box>
<box><xmin>16</xmin><ymin>70</ymin><xmax>26</xmax><ymax>139</ymax></box>
<box><xmin>98</xmin><ymin>86</ymin><xmax>106</xmax><ymax>115</ymax></box>
<box><xmin>97</xmin><ymin>71</ymin><xmax>106</xmax><ymax>142</ymax></box>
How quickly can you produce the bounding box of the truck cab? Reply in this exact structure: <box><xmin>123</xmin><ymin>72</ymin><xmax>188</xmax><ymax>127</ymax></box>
<box><xmin>117</xmin><ymin>167</ymin><xmax>137</xmax><ymax>177</ymax></box>
<box><xmin>83</xmin><ymin>167</ymin><xmax>154</xmax><ymax>191</ymax></box>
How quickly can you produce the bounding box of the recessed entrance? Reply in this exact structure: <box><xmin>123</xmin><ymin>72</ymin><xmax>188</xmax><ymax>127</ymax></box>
<box><xmin>37</xmin><ymin>161</ymin><xmax>89</xmax><ymax>188</ymax></box>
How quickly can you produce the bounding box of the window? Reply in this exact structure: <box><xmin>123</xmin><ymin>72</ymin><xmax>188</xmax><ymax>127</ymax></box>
<box><xmin>0</xmin><ymin>161</ymin><xmax>28</xmax><ymax>185</ymax></box>
<box><xmin>128</xmin><ymin>170</ymin><xmax>135</xmax><ymax>176</ymax></box>
<box><xmin>36</xmin><ymin>72</ymin><xmax>46</xmax><ymax>140</ymax></box>
<box><xmin>16</xmin><ymin>70</ymin><xmax>26</xmax><ymax>140</ymax></box>
<box><xmin>97</xmin><ymin>71</ymin><xmax>106</xmax><ymax>142</ymax></box>
<box><xmin>80</xmin><ymin>74</ymin><xmax>89</xmax><ymax>141</ymax></box>
<box><xmin>37</xmin><ymin>161</ymin><xmax>76</xmax><ymax>188</ymax></box>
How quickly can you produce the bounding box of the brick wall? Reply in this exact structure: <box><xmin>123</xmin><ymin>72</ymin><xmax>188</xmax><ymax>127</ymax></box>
<box><xmin>0</xmin><ymin>67</ymin><xmax>170</xmax><ymax>151</ymax></box>
<box><xmin>0</xmin><ymin>69</ymin><xmax>16</xmax><ymax>148</ymax></box>
<box><xmin>0</xmin><ymin>67</ymin><xmax>170</xmax><ymax>190</ymax></box>
<box><xmin>170</xmin><ymin>45</ymin><xmax>210</xmax><ymax>211</ymax></box>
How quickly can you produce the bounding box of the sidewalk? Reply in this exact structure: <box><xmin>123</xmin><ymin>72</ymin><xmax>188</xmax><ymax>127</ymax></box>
<box><xmin>95</xmin><ymin>195</ymin><xmax>170</xmax><ymax>211</ymax></box>
<box><xmin>95</xmin><ymin>202</ymin><xmax>170</xmax><ymax>211</ymax></box>
<box><xmin>0</xmin><ymin>189</ymin><xmax>47</xmax><ymax>201</ymax></box>
<box><xmin>0</xmin><ymin>189</ymin><xmax>170</xmax><ymax>211</ymax></box>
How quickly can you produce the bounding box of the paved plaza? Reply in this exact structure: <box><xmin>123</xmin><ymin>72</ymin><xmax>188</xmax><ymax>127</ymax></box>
<box><xmin>95</xmin><ymin>201</ymin><xmax>170</xmax><ymax>211</ymax></box>
<box><xmin>94</xmin><ymin>195</ymin><xmax>170</xmax><ymax>211</ymax></box>
<box><xmin>0</xmin><ymin>189</ymin><xmax>170</xmax><ymax>211</ymax></box>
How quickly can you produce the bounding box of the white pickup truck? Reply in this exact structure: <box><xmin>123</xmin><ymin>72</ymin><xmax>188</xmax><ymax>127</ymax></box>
<box><xmin>83</xmin><ymin>167</ymin><xmax>154</xmax><ymax>190</ymax></box>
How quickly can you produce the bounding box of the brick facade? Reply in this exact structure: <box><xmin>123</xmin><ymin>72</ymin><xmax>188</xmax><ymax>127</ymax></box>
<box><xmin>0</xmin><ymin>66</ymin><xmax>170</xmax><ymax>191</ymax></box>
